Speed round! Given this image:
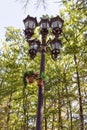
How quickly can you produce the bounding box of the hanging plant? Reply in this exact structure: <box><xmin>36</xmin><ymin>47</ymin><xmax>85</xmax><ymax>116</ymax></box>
<box><xmin>37</xmin><ymin>78</ymin><xmax>44</xmax><ymax>87</ymax></box>
<box><xmin>37</xmin><ymin>73</ymin><xmax>48</xmax><ymax>87</ymax></box>
<box><xmin>40</xmin><ymin>72</ymin><xmax>48</xmax><ymax>81</ymax></box>
<box><xmin>27</xmin><ymin>75</ymin><xmax>34</xmax><ymax>83</ymax></box>
<box><xmin>24</xmin><ymin>70</ymin><xmax>38</xmax><ymax>84</ymax></box>
<box><xmin>25</xmin><ymin>70</ymin><xmax>34</xmax><ymax>83</ymax></box>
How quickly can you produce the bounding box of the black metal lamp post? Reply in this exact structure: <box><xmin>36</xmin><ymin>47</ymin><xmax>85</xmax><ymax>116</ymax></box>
<box><xmin>23</xmin><ymin>15</ymin><xmax>64</xmax><ymax>130</ymax></box>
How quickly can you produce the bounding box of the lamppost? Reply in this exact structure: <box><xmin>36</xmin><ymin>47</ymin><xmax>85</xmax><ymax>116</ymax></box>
<box><xmin>23</xmin><ymin>15</ymin><xmax>64</xmax><ymax>130</ymax></box>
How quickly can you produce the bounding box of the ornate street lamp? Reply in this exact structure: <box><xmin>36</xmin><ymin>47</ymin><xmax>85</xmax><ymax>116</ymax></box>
<box><xmin>39</xmin><ymin>18</ymin><xmax>50</xmax><ymax>35</ymax></box>
<box><xmin>50</xmin><ymin>15</ymin><xmax>64</xmax><ymax>36</ymax></box>
<box><xmin>28</xmin><ymin>39</ymin><xmax>40</xmax><ymax>59</ymax></box>
<box><xmin>23</xmin><ymin>15</ymin><xmax>64</xmax><ymax>130</ymax></box>
<box><xmin>50</xmin><ymin>38</ymin><xmax>62</xmax><ymax>60</ymax></box>
<box><xmin>23</xmin><ymin>15</ymin><xmax>37</xmax><ymax>41</ymax></box>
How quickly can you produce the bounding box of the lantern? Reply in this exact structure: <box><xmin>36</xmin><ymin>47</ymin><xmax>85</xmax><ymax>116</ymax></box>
<box><xmin>50</xmin><ymin>16</ymin><xmax>64</xmax><ymax>35</ymax></box>
<box><xmin>50</xmin><ymin>38</ymin><xmax>62</xmax><ymax>60</ymax></box>
<box><xmin>39</xmin><ymin>18</ymin><xmax>50</xmax><ymax>35</ymax></box>
<box><xmin>28</xmin><ymin>39</ymin><xmax>40</xmax><ymax>59</ymax></box>
<box><xmin>23</xmin><ymin>15</ymin><xmax>37</xmax><ymax>40</ymax></box>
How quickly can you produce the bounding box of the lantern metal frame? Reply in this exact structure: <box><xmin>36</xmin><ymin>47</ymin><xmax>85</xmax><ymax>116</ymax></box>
<box><xmin>28</xmin><ymin>39</ymin><xmax>40</xmax><ymax>59</ymax></box>
<box><xmin>50</xmin><ymin>15</ymin><xmax>64</xmax><ymax>36</ymax></box>
<box><xmin>23</xmin><ymin>15</ymin><xmax>38</xmax><ymax>40</ymax></box>
<box><xmin>50</xmin><ymin>38</ymin><xmax>62</xmax><ymax>60</ymax></box>
<box><xmin>39</xmin><ymin>18</ymin><xmax>50</xmax><ymax>35</ymax></box>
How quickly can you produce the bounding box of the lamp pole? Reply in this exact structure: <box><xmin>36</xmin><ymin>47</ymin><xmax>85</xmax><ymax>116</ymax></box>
<box><xmin>36</xmin><ymin>35</ymin><xmax>46</xmax><ymax>130</ymax></box>
<box><xmin>23</xmin><ymin>15</ymin><xmax>64</xmax><ymax>130</ymax></box>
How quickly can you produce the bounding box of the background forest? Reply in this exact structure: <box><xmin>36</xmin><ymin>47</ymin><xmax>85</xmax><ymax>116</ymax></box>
<box><xmin>0</xmin><ymin>0</ymin><xmax>87</xmax><ymax>130</ymax></box>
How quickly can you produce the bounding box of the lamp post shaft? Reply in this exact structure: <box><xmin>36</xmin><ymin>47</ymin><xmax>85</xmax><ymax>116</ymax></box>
<box><xmin>36</xmin><ymin>35</ymin><xmax>46</xmax><ymax>130</ymax></box>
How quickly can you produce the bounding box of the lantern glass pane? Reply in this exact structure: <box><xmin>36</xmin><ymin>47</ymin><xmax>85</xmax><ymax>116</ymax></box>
<box><xmin>51</xmin><ymin>21</ymin><xmax>58</xmax><ymax>28</ymax></box>
<box><xmin>30</xmin><ymin>45</ymin><xmax>34</xmax><ymax>49</ymax></box>
<box><xmin>34</xmin><ymin>44</ymin><xmax>38</xmax><ymax>49</ymax></box>
<box><xmin>29</xmin><ymin>21</ymin><xmax>36</xmax><ymax>29</ymax></box>
<box><xmin>30</xmin><ymin>43</ymin><xmax>38</xmax><ymax>50</ymax></box>
<box><xmin>41</xmin><ymin>23</ymin><xmax>47</xmax><ymax>28</ymax></box>
<box><xmin>58</xmin><ymin>21</ymin><xmax>62</xmax><ymax>28</ymax></box>
<box><xmin>55</xmin><ymin>42</ymin><xmax>59</xmax><ymax>49</ymax></box>
<box><xmin>52</xmin><ymin>43</ymin><xmax>55</xmax><ymax>49</ymax></box>
<box><xmin>56</xmin><ymin>42</ymin><xmax>61</xmax><ymax>49</ymax></box>
<box><xmin>41</xmin><ymin>22</ymin><xmax>49</xmax><ymax>29</ymax></box>
<box><xmin>43</xmin><ymin>23</ymin><xmax>46</xmax><ymax>28</ymax></box>
<box><xmin>25</xmin><ymin>21</ymin><xmax>29</xmax><ymax>29</ymax></box>
<box><xmin>47</xmin><ymin>23</ymin><xmax>49</xmax><ymax>28</ymax></box>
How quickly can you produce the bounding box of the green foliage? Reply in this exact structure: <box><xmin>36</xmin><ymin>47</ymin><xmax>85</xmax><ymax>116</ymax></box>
<box><xmin>40</xmin><ymin>72</ymin><xmax>48</xmax><ymax>81</ymax></box>
<box><xmin>0</xmin><ymin>0</ymin><xmax>87</xmax><ymax>129</ymax></box>
<box><xmin>24</xmin><ymin>70</ymin><xmax>34</xmax><ymax>77</ymax></box>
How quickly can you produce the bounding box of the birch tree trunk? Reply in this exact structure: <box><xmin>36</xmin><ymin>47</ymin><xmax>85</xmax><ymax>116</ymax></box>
<box><xmin>74</xmin><ymin>55</ymin><xmax>84</xmax><ymax>130</ymax></box>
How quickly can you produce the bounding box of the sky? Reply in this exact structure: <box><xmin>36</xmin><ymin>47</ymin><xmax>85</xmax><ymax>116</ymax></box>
<box><xmin>0</xmin><ymin>0</ymin><xmax>63</xmax><ymax>44</ymax></box>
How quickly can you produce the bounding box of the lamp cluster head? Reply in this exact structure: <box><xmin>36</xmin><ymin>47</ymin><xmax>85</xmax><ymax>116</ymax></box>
<box><xmin>23</xmin><ymin>15</ymin><xmax>64</xmax><ymax>60</ymax></box>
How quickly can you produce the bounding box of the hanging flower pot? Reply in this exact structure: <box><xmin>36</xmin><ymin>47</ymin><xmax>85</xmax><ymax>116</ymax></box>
<box><xmin>24</xmin><ymin>70</ymin><xmax>35</xmax><ymax>83</ymax></box>
<box><xmin>37</xmin><ymin>78</ymin><xmax>44</xmax><ymax>87</ymax></box>
<box><xmin>27</xmin><ymin>75</ymin><xmax>34</xmax><ymax>83</ymax></box>
<box><xmin>24</xmin><ymin>70</ymin><xmax>38</xmax><ymax>84</ymax></box>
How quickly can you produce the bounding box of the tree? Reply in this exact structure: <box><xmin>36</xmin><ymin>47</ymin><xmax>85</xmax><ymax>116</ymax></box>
<box><xmin>60</xmin><ymin>0</ymin><xmax>87</xmax><ymax>129</ymax></box>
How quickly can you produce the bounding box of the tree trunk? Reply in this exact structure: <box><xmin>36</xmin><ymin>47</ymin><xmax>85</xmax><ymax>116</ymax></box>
<box><xmin>58</xmin><ymin>86</ymin><xmax>63</xmax><ymax>130</ymax></box>
<box><xmin>6</xmin><ymin>94</ymin><xmax>12</xmax><ymax>130</ymax></box>
<box><xmin>69</xmin><ymin>101</ymin><xmax>73</xmax><ymax>130</ymax></box>
<box><xmin>52</xmin><ymin>112</ymin><xmax>55</xmax><ymax>130</ymax></box>
<box><xmin>44</xmin><ymin>117</ymin><xmax>47</xmax><ymax>130</ymax></box>
<box><xmin>74</xmin><ymin>55</ymin><xmax>84</xmax><ymax>130</ymax></box>
<box><xmin>64</xmin><ymin>72</ymin><xmax>69</xmax><ymax>120</ymax></box>
<box><xmin>65</xmin><ymin>78</ymin><xmax>73</xmax><ymax>130</ymax></box>
<box><xmin>23</xmin><ymin>83</ymin><xmax>27</xmax><ymax>130</ymax></box>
